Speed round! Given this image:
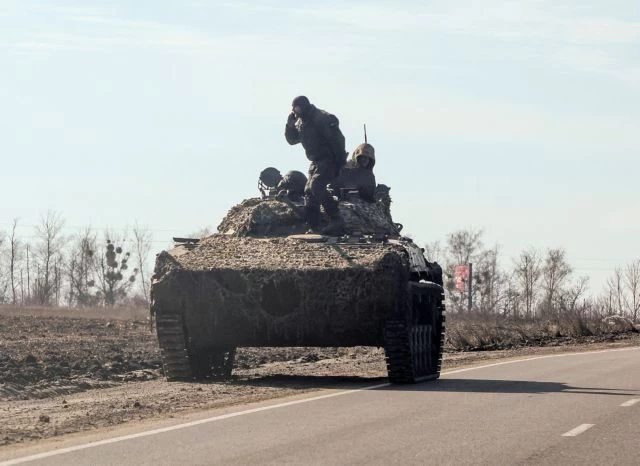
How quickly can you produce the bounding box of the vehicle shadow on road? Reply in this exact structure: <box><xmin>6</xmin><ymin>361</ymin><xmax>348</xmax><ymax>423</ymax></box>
<box><xmin>228</xmin><ymin>375</ymin><xmax>638</xmax><ymax>397</ymax></box>
<box><xmin>227</xmin><ymin>374</ymin><xmax>388</xmax><ymax>390</ymax></box>
<box><xmin>385</xmin><ymin>379</ymin><xmax>639</xmax><ymax>396</ymax></box>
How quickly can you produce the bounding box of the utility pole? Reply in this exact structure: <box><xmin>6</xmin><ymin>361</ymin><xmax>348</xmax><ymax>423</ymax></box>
<box><xmin>468</xmin><ymin>262</ymin><xmax>473</xmax><ymax>312</ymax></box>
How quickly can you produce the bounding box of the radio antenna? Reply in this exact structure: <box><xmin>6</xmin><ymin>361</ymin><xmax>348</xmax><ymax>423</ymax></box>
<box><xmin>364</xmin><ymin>124</ymin><xmax>368</xmax><ymax>144</ymax></box>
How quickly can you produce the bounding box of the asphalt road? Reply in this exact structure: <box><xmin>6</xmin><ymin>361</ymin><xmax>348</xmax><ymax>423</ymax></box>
<box><xmin>2</xmin><ymin>347</ymin><xmax>639</xmax><ymax>465</ymax></box>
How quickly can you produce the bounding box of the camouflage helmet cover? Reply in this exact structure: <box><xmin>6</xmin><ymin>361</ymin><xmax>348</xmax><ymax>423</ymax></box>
<box><xmin>259</xmin><ymin>167</ymin><xmax>283</xmax><ymax>189</ymax></box>
<box><xmin>278</xmin><ymin>170</ymin><xmax>308</xmax><ymax>194</ymax></box>
<box><xmin>351</xmin><ymin>143</ymin><xmax>375</xmax><ymax>168</ymax></box>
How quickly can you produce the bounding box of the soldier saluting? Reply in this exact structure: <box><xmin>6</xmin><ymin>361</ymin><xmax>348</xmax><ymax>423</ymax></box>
<box><xmin>285</xmin><ymin>96</ymin><xmax>347</xmax><ymax>235</ymax></box>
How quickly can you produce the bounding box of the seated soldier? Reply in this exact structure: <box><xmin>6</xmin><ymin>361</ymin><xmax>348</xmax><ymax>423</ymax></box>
<box><xmin>329</xmin><ymin>143</ymin><xmax>376</xmax><ymax>203</ymax></box>
<box><xmin>276</xmin><ymin>170</ymin><xmax>308</xmax><ymax>202</ymax></box>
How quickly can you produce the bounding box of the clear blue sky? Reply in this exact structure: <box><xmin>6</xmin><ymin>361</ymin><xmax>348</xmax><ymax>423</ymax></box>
<box><xmin>1</xmin><ymin>0</ymin><xmax>639</xmax><ymax>292</ymax></box>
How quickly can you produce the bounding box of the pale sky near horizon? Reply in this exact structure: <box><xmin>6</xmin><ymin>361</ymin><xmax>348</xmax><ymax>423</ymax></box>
<box><xmin>1</xmin><ymin>0</ymin><xmax>639</xmax><ymax>295</ymax></box>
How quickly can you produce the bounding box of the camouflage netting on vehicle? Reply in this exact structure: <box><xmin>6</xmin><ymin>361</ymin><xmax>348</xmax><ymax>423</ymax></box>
<box><xmin>159</xmin><ymin>235</ymin><xmax>407</xmax><ymax>271</ymax></box>
<box><xmin>338</xmin><ymin>199</ymin><xmax>399</xmax><ymax>235</ymax></box>
<box><xmin>151</xmin><ymin>236</ymin><xmax>412</xmax><ymax>347</ymax></box>
<box><xmin>216</xmin><ymin>198</ymin><xmax>304</xmax><ymax>237</ymax></box>
<box><xmin>216</xmin><ymin>197</ymin><xmax>399</xmax><ymax>237</ymax></box>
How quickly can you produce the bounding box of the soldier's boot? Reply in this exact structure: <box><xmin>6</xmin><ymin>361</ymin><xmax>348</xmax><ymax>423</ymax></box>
<box><xmin>304</xmin><ymin>204</ymin><xmax>322</xmax><ymax>233</ymax></box>
<box><xmin>320</xmin><ymin>211</ymin><xmax>345</xmax><ymax>236</ymax></box>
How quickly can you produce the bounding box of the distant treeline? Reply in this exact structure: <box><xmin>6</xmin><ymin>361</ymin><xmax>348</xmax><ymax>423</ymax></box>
<box><xmin>0</xmin><ymin>211</ymin><xmax>152</xmax><ymax>308</ymax></box>
<box><xmin>1</xmin><ymin>214</ymin><xmax>638</xmax><ymax>322</ymax></box>
<box><xmin>425</xmin><ymin>228</ymin><xmax>639</xmax><ymax>322</ymax></box>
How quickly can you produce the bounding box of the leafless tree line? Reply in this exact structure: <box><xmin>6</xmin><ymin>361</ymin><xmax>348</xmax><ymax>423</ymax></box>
<box><xmin>0</xmin><ymin>211</ymin><xmax>152</xmax><ymax>308</ymax></box>
<box><xmin>425</xmin><ymin>228</ymin><xmax>639</xmax><ymax>322</ymax></box>
<box><xmin>599</xmin><ymin>261</ymin><xmax>640</xmax><ymax>322</ymax></box>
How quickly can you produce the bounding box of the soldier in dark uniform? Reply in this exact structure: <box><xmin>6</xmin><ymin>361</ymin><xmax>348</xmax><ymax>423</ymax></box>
<box><xmin>329</xmin><ymin>143</ymin><xmax>377</xmax><ymax>203</ymax></box>
<box><xmin>285</xmin><ymin>96</ymin><xmax>347</xmax><ymax>234</ymax></box>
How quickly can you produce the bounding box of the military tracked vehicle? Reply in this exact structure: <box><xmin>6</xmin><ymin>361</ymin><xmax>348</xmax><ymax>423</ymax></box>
<box><xmin>150</xmin><ymin>171</ymin><xmax>445</xmax><ymax>383</ymax></box>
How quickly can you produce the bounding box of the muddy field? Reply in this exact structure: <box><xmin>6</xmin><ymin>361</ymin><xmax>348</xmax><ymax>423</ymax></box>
<box><xmin>1</xmin><ymin>306</ymin><xmax>638</xmax><ymax>448</ymax></box>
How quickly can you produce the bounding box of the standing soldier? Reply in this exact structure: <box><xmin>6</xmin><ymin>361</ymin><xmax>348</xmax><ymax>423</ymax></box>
<box><xmin>285</xmin><ymin>96</ymin><xmax>347</xmax><ymax>234</ymax></box>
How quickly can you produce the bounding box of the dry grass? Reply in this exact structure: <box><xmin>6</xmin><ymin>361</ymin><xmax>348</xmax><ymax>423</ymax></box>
<box><xmin>1</xmin><ymin>305</ymin><xmax>635</xmax><ymax>353</ymax></box>
<box><xmin>0</xmin><ymin>305</ymin><xmax>149</xmax><ymax>321</ymax></box>
<box><xmin>445</xmin><ymin>313</ymin><xmax>638</xmax><ymax>351</ymax></box>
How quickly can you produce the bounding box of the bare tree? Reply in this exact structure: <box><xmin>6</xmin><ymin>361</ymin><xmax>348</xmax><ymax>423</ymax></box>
<box><xmin>446</xmin><ymin>228</ymin><xmax>484</xmax><ymax>266</ymax></box>
<box><xmin>501</xmin><ymin>276</ymin><xmax>522</xmax><ymax>317</ymax></box>
<box><xmin>68</xmin><ymin>228</ymin><xmax>98</xmax><ymax>307</ymax></box>
<box><xmin>423</xmin><ymin>240</ymin><xmax>444</xmax><ymax>264</ymax></box>
<box><xmin>53</xmin><ymin>257</ymin><xmax>63</xmax><ymax>306</ymax></box>
<box><xmin>623</xmin><ymin>260</ymin><xmax>640</xmax><ymax>322</ymax></box>
<box><xmin>132</xmin><ymin>222</ymin><xmax>152</xmax><ymax>305</ymax></box>
<box><xmin>26</xmin><ymin>244</ymin><xmax>31</xmax><ymax>303</ymax></box>
<box><xmin>9</xmin><ymin>219</ymin><xmax>20</xmax><ymax>304</ymax></box>
<box><xmin>605</xmin><ymin>267</ymin><xmax>625</xmax><ymax>316</ymax></box>
<box><xmin>95</xmin><ymin>237</ymin><xmax>138</xmax><ymax>306</ymax></box>
<box><xmin>20</xmin><ymin>269</ymin><xmax>25</xmax><ymax>304</ymax></box>
<box><xmin>541</xmin><ymin>248</ymin><xmax>572</xmax><ymax>316</ymax></box>
<box><xmin>600</xmin><ymin>291</ymin><xmax>614</xmax><ymax>317</ymax></box>
<box><xmin>474</xmin><ymin>246</ymin><xmax>508</xmax><ymax>314</ymax></box>
<box><xmin>32</xmin><ymin>210</ymin><xmax>65</xmax><ymax>306</ymax></box>
<box><xmin>0</xmin><ymin>229</ymin><xmax>6</xmax><ymax>303</ymax></box>
<box><xmin>560</xmin><ymin>276</ymin><xmax>590</xmax><ymax>314</ymax></box>
<box><xmin>513</xmin><ymin>248</ymin><xmax>542</xmax><ymax>318</ymax></box>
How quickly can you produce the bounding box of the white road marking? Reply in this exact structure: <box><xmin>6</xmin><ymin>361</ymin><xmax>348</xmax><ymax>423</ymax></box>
<box><xmin>0</xmin><ymin>383</ymin><xmax>390</xmax><ymax>466</ymax></box>
<box><xmin>442</xmin><ymin>346</ymin><xmax>640</xmax><ymax>376</ymax></box>
<box><xmin>2</xmin><ymin>345</ymin><xmax>639</xmax><ymax>465</ymax></box>
<box><xmin>620</xmin><ymin>398</ymin><xmax>640</xmax><ymax>407</ymax></box>
<box><xmin>562</xmin><ymin>424</ymin><xmax>595</xmax><ymax>437</ymax></box>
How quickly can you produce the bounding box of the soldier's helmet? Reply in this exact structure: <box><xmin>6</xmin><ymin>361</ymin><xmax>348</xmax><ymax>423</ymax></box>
<box><xmin>278</xmin><ymin>170</ymin><xmax>308</xmax><ymax>195</ymax></box>
<box><xmin>259</xmin><ymin>167</ymin><xmax>283</xmax><ymax>189</ymax></box>
<box><xmin>351</xmin><ymin>143</ymin><xmax>376</xmax><ymax>169</ymax></box>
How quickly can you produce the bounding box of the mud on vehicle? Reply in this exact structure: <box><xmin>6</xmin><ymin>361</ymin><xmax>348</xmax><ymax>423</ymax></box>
<box><xmin>151</xmin><ymin>175</ymin><xmax>445</xmax><ymax>384</ymax></box>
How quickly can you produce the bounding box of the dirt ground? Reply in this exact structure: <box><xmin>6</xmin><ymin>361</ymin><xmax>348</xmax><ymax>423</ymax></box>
<box><xmin>1</xmin><ymin>306</ymin><xmax>639</xmax><ymax>448</ymax></box>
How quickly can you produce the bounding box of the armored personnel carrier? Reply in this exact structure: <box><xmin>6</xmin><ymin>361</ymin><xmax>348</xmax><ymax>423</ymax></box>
<box><xmin>151</xmin><ymin>171</ymin><xmax>445</xmax><ymax>383</ymax></box>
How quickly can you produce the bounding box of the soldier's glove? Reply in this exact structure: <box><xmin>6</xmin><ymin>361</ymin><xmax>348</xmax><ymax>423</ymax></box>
<box><xmin>286</xmin><ymin>112</ymin><xmax>297</xmax><ymax>127</ymax></box>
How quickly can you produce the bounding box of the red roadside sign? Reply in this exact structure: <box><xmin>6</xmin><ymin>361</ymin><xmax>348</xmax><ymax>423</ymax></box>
<box><xmin>454</xmin><ymin>265</ymin><xmax>469</xmax><ymax>292</ymax></box>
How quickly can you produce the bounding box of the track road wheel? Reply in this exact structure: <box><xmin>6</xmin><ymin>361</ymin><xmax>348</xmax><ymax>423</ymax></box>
<box><xmin>156</xmin><ymin>312</ymin><xmax>237</xmax><ymax>381</ymax></box>
<box><xmin>155</xmin><ymin>312</ymin><xmax>193</xmax><ymax>381</ymax></box>
<box><xmin>383</xmin><ymin>281</ymin><xmax>445</xmax><ymax>384</ymax></box>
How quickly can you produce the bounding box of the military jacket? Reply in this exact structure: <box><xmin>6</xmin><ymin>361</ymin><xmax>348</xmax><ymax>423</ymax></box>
<box><xmin>285</xmin><ymin>105</ymin><xmax>346</xmax><ymax>165</ymax></box>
